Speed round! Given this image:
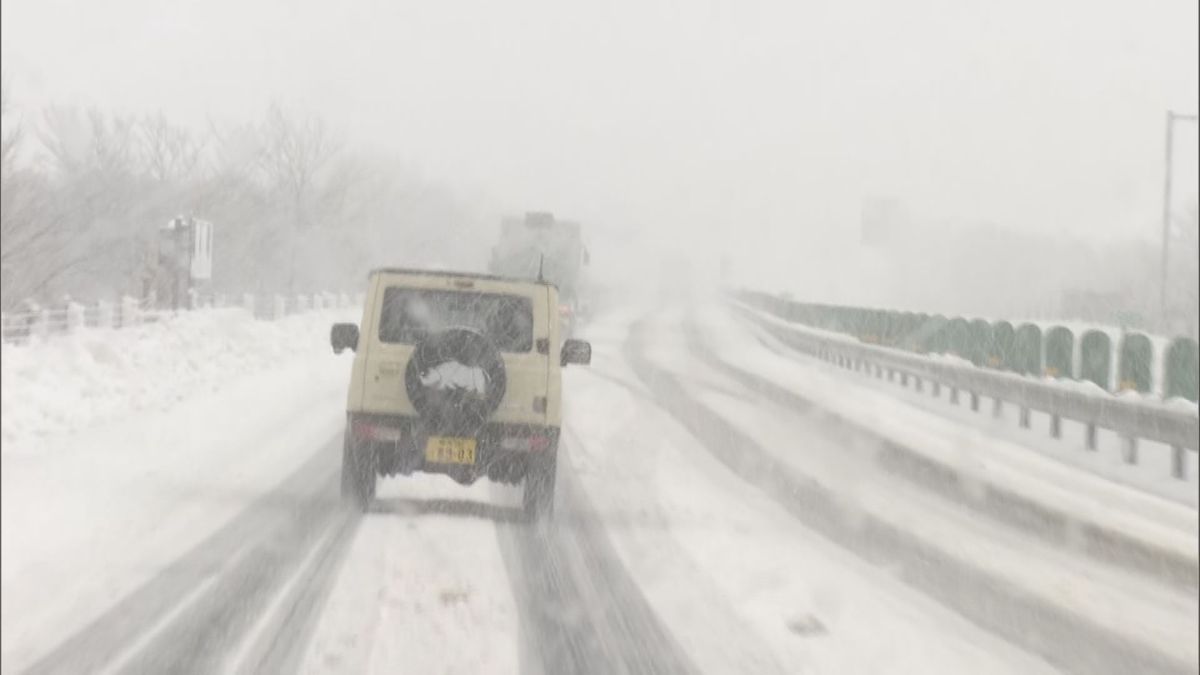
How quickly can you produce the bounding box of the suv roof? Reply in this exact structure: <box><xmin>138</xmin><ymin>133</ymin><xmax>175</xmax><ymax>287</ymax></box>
<box><xmin>368</xmin><ymin>267</ymin><xmax>556</xmax><ymax>289</ymax></box>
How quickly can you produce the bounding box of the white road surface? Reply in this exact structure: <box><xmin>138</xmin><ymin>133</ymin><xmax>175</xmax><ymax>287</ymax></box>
<box><xmin>2</xmin><ymin>299</ymin><xmax>1195</xmax><ymax>674</ymax></box>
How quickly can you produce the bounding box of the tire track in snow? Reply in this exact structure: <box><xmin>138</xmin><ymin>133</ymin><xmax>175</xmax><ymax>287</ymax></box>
<box><xmin>22</xmin><ymin>438</ymin><xmax>358</xmax><ymax>675</ymax></box>
<box><xmin>495</xmin><ymin>449</ymin><xmax>698</xmax><ymax>675</ymax></box>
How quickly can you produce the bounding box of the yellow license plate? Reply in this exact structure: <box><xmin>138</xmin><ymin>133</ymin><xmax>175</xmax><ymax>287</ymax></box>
<box><xmin>424</xmin><ymin>437</ymin><xmax>477</xmax><ymax>465</ymax></box>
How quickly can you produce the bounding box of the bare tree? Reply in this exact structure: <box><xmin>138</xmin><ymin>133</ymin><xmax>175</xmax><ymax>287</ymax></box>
<box><xmin>139</xmin><ymin>111</ymin><xmax>205</xmax><ymax>184</ymax></box>
<box><xmin>0</xmin><ymin>78</ymin><xmax>80</xmax><ymax>307</ymax></box>
<box><xmin>257</xmin><ymin>103</ymin><xmax>340</xmax><ymax>211</ymax></box>
<box><xmin>1</xmin><ymin>73</ymin><xmax>19</xmax><ymax>173</ymax></box>
<box><xmin>5</xmin><ymin>96</ymin><xmax>474</xmax><ymax>304</ymax></box>
<box><xmin>252</xmin><ymin>104</ymin><xmax>344</xmax><ymax>292</ymax></box>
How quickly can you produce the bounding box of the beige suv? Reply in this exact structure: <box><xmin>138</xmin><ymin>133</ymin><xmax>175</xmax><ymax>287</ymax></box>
<box><xmin>330</xmin><ymin>268</ymin><xmax>591</xmax><ymax>518</ymax></box>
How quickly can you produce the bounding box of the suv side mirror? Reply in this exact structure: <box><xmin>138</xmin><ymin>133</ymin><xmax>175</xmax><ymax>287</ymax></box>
<box><xmin>561</xmin><ymin>339</ymin><xmax>591</xmax><ymax>366</ymax></box>
<box><xmin>331</xmin><ymin>323</ymin><xmax>359</xmax><ymax>354</ymax></box>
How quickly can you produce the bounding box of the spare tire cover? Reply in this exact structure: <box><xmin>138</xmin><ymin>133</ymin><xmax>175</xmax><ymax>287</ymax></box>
<box><xmin>405</xmin><ymin>328</ymin><xmax>507</xmax><ymax>434</ymax></box>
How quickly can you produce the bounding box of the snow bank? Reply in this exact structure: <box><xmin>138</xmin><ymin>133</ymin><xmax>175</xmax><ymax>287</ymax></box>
<box><xmin>0</xmin><ymin>307</ymin><xmax>359</xmax><ymax>452</ymax></box>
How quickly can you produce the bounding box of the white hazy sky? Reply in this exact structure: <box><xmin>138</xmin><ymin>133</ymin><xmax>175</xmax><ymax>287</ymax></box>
<box><xmin>3</xmin><ymin>0</ymin><xmax>1197</xmax><ymax>265</ymax></box>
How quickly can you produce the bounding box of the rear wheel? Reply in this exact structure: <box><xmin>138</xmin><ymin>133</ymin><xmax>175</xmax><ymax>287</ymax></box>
<box><xmin>341</xmin><ymin>429</ymin><xmax>376</xmax><ymax>511</ymax></box>
<box><xmin>523</xmin><ymin>451</ymin><xmax>557</xmax><ymax>521</ymax></box>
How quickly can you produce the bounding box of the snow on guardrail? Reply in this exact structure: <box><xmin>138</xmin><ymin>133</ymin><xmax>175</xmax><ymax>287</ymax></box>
<box><xmin>0</xmin><ymin>292</ymin><xmax>365</xmax><ymax>345</ymax></box>
<box><xmin>733</xmin><ymin>300</ymin><xmax>1200</xmax><ymax>480</ymax></box>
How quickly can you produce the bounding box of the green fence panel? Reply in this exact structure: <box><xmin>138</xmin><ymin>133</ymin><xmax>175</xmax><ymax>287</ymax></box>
<box><xmin>907</xmin><ymin>314</ymin><xmax>945</xmax><ymax>355</ymax></box>
<box><xmin>988</xmin><ymin>321</ymin><xmax>1016</xmax><ymax>370</ymax></box>
<box><xmin>1117</xmin><ymin>333</ymin><xmax>1153</xmax><ymax>393</ymax></box>
<box><xmin>1044</xmin><ymin>326</ymin><xmax>1073</xmax><ymax>378</ymax></box>
<box><xmin>905</xmin><ymin>313</ymin><xmax>927</xmax><ymax>349</ymax></box>
<box><xmin>1080</xmin><ymin>330</ymin><xmax>1112</xmax><ymax>390</ymax></box>
<box><xmin>966</xmin><ymin>319</ymin><xmax>990</xmax><ymax>366</ymax></box>
<box><xmin>888</xmin><ymin>312</ymin><xmax>906</xmax><ymax>346</ymax></box>
<box><xmin>784</xmin><ymin>300</ymin><xmax>805</xmax><ymax>324</ymax></box>
<box><xmin>835</xmin><ymin>305</ymin><xmax>854</xmax><ymax>333</ymax></box>
<box><xmin>820</xmin><ymin>306</ymin><xmax>840</xmax><ymax>332</ymax></box>
<box><xmin>1164</xmin><ymin>337</ymin><xmax>1199</xmax><ymax>402</ymax></box>
<box><xmin>1013</xmin><ymin>324</ymin><xmax>1042</xmax><ymax>375</ymax></box>
<box><xmin>843</xmin><ymin>307</ymin><xmax>863</xmax><ymax>336</ymax></box>
<box><xmin>922</xmin><ymin>315</ymin><xmax>950</xmax><ymax>354</ymax></box>
<box><xmin>946</xmin><ymin>318</ymin><xmax>971</xmax><ymax>360</ymax></box>
<box><xmin>843</xmin><ymin>307</ymin><xmax>861</xmax><ymax>335</ymax></box>
<box><xmin>877</xmin><ymin>311</ymin><xmax>898</xmax><ymax>346</ymax></box>
<box><xmin>856</xmin><ymin>310</ymin><xmax>879</xmax><ymax>343</ymax></box>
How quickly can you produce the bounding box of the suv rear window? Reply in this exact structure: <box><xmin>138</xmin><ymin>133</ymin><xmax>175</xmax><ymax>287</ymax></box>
<box><xmin>378</xmin><ymin>287</ymin><xmax>535</xmax><ymax>352</ymax></box>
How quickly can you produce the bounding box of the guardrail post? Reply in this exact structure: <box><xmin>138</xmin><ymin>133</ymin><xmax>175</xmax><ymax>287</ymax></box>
<box><xmin>33</xmin><ymin>308</ymin><xmax>51</xmax><ymax>339</ymax></box>
<box><xmin>273</xmin><ymin>295</ymin><xmax>287</xmax><ymax>320</ymax></box>
<box><xmin>992</xmin><ymin>398</ymin><xmax>1003</xmax><ymax>418</ymax></box>
<box><xmin>1050</xmin><ymin>415</ymin><xmax>1062</xmax><ymax>439</ymax></box>
<box><xmin>1019</xmin><ymin>407</ymin><xmax>1031</xmax><ymax>428</ymax></box>
<box><xmin>970</xmin><ymin>391</ymin><xmax>980</xmax><ymax>411</ymax></box>
<box><xmin>1172</xmin><ymin>447</ymin><xmax>1186</xmax><ymax>479</ymax></box>
<box><xmin>931</xmin><ymin>381</ymin><xmax>941</xmax><ymax>397</ymax></box>
<box><xmin>950</xmin><ymin>387</ymin><xmax>959</xmax><ymax>404</ymax></box>
<box><xmin>1122</xmin><ymin>438</ymin><xmax>1138</xmax><ymax>464</ymax></box>
<box><xmin>120</xmin><ymin>296</ymin><xmax>140</xmax><ymax>327</ymax></box>
<box><xmin>66</xmin><ymin>302</ymin><xmax>85</xmax><ymax>333</ymax></box>
<box><xmin>900</xmin><ymin>372</ymin><xmax>909</xmax><ymax>386</ymax></box>
<box><xmin>1085</xmin><ymin>424</ymin><xmax>1097</xmax><ymax>450</ymax></box>
<box><xmin>97</xmin><ymin>301</ymin><xmax>114</xmax><ymax>328</ymax></box>
<box><xmin>914</xmin><ymin>376</ymin><xmax>923</xmax><ymax>393</ymax></box>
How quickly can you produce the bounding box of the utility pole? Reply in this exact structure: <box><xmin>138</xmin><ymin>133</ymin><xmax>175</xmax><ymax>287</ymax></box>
<box><xmin>1161</xmin><ymin>110</ymin><xmax>1199</xmax><ymax>332</ymax></box>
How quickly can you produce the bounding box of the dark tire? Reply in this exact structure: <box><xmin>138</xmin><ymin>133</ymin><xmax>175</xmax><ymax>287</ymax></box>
<box><xmin>523</xmin><ymin>451</ymin><xmax>558</xmax><ymax>521</ymax></box>
<box><xmin>405</xmin><ymin>328</ymin><xmax>507</xmax><ymax>436</ymax></box>
<box><xmin>341</xmin><ymin>429</ymin><xmax>376</xmax><ymax>511</ymax></box>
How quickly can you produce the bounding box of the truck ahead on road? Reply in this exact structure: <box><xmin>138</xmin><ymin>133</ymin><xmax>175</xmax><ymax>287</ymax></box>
<box><xmin>488</xmin><ymin>212</ymin><xmax>590</xmax><ymax>336</ymax></box>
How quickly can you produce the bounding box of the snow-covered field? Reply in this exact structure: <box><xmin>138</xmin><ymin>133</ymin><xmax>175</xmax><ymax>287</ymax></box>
<box><xmin>0</xmin><ymin>308</ymin><xmax>363</xmax><ymax>450</ymax></box>
<box><xmin>0</xmin><ymin>307</ymin><xmax>359</xmax><ymax>671</ymax></box>
<box><xmin>1</xmin><ymin>298</ymin><xmax>1194</xmax><ymax>674</ymax></box>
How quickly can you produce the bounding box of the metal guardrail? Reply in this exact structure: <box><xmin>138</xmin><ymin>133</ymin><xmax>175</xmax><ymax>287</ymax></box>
<box><xmin>734</xmin><ymin>301</ymin><xmax>1200</xmax><ymax>478</ymax></box>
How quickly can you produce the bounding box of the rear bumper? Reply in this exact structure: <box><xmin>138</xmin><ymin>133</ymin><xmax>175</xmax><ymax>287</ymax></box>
<box><xmin>346</xmin><ymin>413</ymin><xmax>559</xmax><ymax>484</ymax></box>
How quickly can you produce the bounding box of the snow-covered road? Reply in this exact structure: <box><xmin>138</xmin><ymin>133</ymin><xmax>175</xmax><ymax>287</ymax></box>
<box><xmin>2</xmin><ymin>300</ymin><xmax>1195</xmax><ymax>674</ymax></box>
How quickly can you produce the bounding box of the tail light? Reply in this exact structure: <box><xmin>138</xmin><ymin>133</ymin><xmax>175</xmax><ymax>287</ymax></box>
<box><xmin>352</xmin><ymin>419</ymin><xmax>403</xmax><ymax>442</ymax></box>
<box><xmin>499</xmin><ymin>434</ymin><xmax>554</xmax><ymax>451</ymax></box>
